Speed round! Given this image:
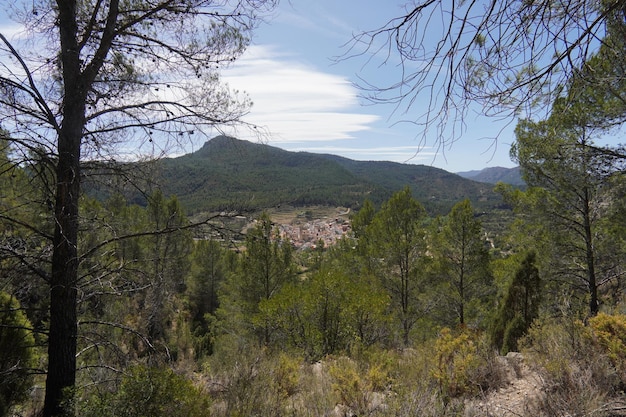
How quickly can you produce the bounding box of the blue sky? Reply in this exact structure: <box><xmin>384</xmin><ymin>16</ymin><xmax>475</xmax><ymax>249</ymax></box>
<box><xmin>0</xmin><ymin>0</ymin><xmax>519</xmax><ymax>173</ymax></box>
<box><xmin>220</xmin><ymin>0</ymin><xmax>519</xmax><ymax>172</ymax></box>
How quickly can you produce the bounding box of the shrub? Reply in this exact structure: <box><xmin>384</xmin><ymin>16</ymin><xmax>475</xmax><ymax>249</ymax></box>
<box><xmin>521</xmin><ymin>315</ymin><xmax>598</xmax><ymax>383</ymax></box>
<box><xmin>328</xmin><ymin>357</ymin><xmax>371</xmax><ymax>415</ymax></box>
<box><xmin>431</xmin><ymin>328</ymin><xmax>481</xmax><ymax>399</ymax></box>
<box><xmin>588</xmin><ymin>312</ymin><xmax>626</xmax><ymax>386</ymax></box>
<box><xmin>383</xmin><ymin>345</ymin><xmax>465</xmax><ymax>417</ymax></box>
<box><xmin>490</xmin><ymin>251</ymin><xmax>541</xmax><ymax>354</ymax></box>
<box><xmin>327</xmin><ymin>351</ymin><xmax>396</xmax><ymax>415</ymax></box>
<box><xmin>81</xmin><ymin>365</ymin><xmax>211</xmax><ymax>417</ymax></box>
<box><xmin>272</xmin><ymin>352</ymin><xmax>301</xmax><ymax>399</ymax></box>
<box><xmin>203</xmin><ymin>343</ymin><xmax>304</xmax><ymax>417</ymax></box>
<box><xmin>501</xmin><ymin>314</ymin><xmax>528</xmax><ymax>354</ymax></box>
<box><xmin>520</xmin><ymin>315</ymin><xmax>619</xmax><ymax>416</ymax></box>
<box><xmin>0</xmin><ymin>291</ymin><xmax>38</xmax><ymax>417</ymax></box>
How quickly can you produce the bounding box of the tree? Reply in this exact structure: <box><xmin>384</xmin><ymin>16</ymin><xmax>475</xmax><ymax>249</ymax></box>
<box><xmin>351</xmin><ymin>199</ymin><xmax>376</xmax><ymax>239</ymax></box>
<box><xmin>143</xmin><ymin>191</ymin><xmax>191</xmax><ymax>343</ymax></box>
<box><xmin>186</xmin><ymin>238</ymin><xmax>226</xmax><ymax>358</ymax></box>
<box><xmin>366</xmin><ymin>187</ymin><xmax>429</xmax><ymax>346</ymax></box>
<box><xmin>345</xmin><ymin>0</ymin><xmax>626</xmax><ymax>147</ymax></box>
<box><xmin>260</xmin><ymin>262</ymin><xmax>390</xmax><ymax>360</ymax></box>
<box><xmin>220</xmin><ymin>212</ymin><xmax>296</xmax><ymax>346</ymax></box>
<box><xmin>0</xmin><ymin>135</ymin><xmax>54</xmax><ymax>335</ymax></box>
<box><xmin>490</xmin><ymin>251</ymin><xmax>541</xmax><ymax>354</ymax></box>
<box><xmin>432</xmin><ymin>199</ymin><xmax>493</xmax><ymax>327</ymax></box>
<box><xmin>563</xmin><ymin>6</ymin><xmax>626</xmax><ymax>132</ymax></box>
<box><xmin>510</xmin><ymin>106</ymin><xmax>624</xmax><ymax>316</ymax></box>
<box><xmin>350</xmin><ymin>199</ymin><xmax>377</xmax><ymax>272</ymax></box>
<box><xmin>0</xmin><ymin>1</ymin><xmax>275</xmax><ymax>415</ymax></box>
<box><xmin>72</xmin><ymin>192</ymin><xmax>211</xmax><ymax>377</ymax></box>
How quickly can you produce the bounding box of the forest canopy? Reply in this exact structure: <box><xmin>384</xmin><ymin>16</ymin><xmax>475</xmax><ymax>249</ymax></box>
<box><xmin>2</xmin><ymin>1</ymin><xmax>626</xmax><ymax>416</ymax></box>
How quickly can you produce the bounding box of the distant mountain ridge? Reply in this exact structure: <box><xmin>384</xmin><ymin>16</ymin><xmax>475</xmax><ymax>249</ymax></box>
<box><xmin>457</xmin><ymin>166</ymin><xmax>524</xmax><ymax>186</ymax></box>
<box><xmin>94</xmin><ymin>136</ymin><xmax>512</xmax><ymax>215</ymax></box>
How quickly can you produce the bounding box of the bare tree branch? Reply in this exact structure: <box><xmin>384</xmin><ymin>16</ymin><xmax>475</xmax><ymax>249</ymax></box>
<box><xmin>343</xmin><ymin>0</ymin><xmax>626</xmax><ymax>147</ymax></box>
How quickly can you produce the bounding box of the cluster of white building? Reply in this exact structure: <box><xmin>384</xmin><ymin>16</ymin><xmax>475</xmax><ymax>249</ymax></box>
<box><xmin>277</xmin><ymin>217</ymin><xmax>351</xmax><ymax>250</ymax></box>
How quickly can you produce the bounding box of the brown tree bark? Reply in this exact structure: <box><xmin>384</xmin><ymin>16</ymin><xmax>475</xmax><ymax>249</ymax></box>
<box><xmin>43</xmin><ymin>121</ymin><xmax>83</xmax><ymax>417</ymax></box>
<box><xmin>43</xmin><ymin>0</ymin><xmax>86</xmax><ymax>414</ymax></box>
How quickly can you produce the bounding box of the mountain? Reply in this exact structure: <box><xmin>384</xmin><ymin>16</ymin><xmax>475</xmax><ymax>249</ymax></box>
<box><xmin>457</xmin><ymin>166</ymin><xmax>524</xmax><ymax>186</ymax></box>
<box><xmin>155</xmin><ymin>136</ymin><xmax>373</xmax><ymax>212</ymax></box>
<box><xmin>93</xmin><ymin>136</ymin><xmax>507</xmax><ymax>215</ymax></box>
<box><xmin>319</xmin><ymin>154</ymin><xmax>503</xmax><ymax>213</ymax></box>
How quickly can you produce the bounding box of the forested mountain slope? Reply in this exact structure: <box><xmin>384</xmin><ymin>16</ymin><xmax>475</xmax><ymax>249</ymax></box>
<box><xmin>130</xmin><ymin>135</ymin><xmax>505</xmax><ymax>214</ymax></box>
<box><xmin>457</xmin><ymin>166</ymin><xmax>524</xmax><ymax>186</ymax></box>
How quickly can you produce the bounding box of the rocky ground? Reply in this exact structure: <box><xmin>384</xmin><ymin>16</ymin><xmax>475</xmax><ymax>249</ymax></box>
<box><xmin>468</xmin><ymin>352</ymin><xmax>545</xmax><ymax>417</ymax></box>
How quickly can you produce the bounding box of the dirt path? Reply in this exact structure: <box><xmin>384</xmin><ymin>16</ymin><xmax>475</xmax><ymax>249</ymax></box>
<box><xmin>470</xmin><ymin>352</ymin><xmax>544</xmax><ymax>416</ymax></box>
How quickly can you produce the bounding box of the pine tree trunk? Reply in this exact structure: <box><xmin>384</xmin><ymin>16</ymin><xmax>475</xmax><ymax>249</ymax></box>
<box><xmin>43</xmin><ymin>1</ymin><xmax>85</xmax><ymax>411</ymax></box>
<box><xmin>43</xmin><ymin>134</ymin><xmax>81</xmax><ymax>416</ymax></box>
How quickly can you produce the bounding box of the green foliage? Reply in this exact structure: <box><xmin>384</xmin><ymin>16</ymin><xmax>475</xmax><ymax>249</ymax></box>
<box><xmin>551</xmin><ymin>15</ymin><xmax>626</xmax><ymax>133</ymax></box>
<box><xmin>588</xmin><ymin>313</ymin><xmax>626</xmax><ymax>385</ymax></box>
<box><xmin>260</xmin><ymin>264</ymin><xmax>390</xmax><ymax>360</ymax></box>
<box><xmin>143</xmin><ymin>191</ymin><xmax>193</xmax><ymax>343</ymax></box>
<box><xmin>218</xmin><ymin>212</ymin><xmax>297</xmax><ymax>346</ymax></box>
<box><xmin>501</xmin><ymin>315</ymin><xmax>527</xmax><ymax>355</ymax></box>
<box><xmin>431</xmin><ymin>328</ymin><xmax>481</xmax><ymax>399</ymax></box>
<box><xmin>510</xmin><ymin>71</ymin><xmax>626</xmax><ymax>316</ymax></box>
<box><xmin>367</xmin><ymin>187</ymin><xmax>429</xmax><ymax>345</ymax></box>
<box><xmin>431</xmin><ymin>199</ymin><xmax>493</xmax><ymax>327</ymax></box>
<box><xmin>490</xmin><ymin>251</ymin><xmax>541</xmax><ymax>353</ymax></box>
<box><xmin>80</xmin><ymin>365</ymin><xmax>211</xmax><ymax>417</ymax></box>
<box><xmin>185</xmin><ymin>239</ymin><xmax>226</xmax><ymax>358</ymax></box>
<box><xmin>350</xmin><ymin>198</ymin><xmax>375</xmax><ymax>238</ymax></box>
<box><xmin>0</xmin><ymin>292</ymin><xmax>38</xmax><ymax>417</ymax></box>
<box><xmin>0</xmin><ymin>138</ymin><xmax>52</xmax><ymax>335</ymax></box>
<box><xmin>90</xmin><ymin>136</ymin><xmax>503</xmax><ymax>215</ymax></box>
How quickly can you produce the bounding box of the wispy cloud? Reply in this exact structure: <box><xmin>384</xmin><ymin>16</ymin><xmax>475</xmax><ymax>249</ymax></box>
<box><xmin>284</xmin><ymin>145</ymin><xmax>437</xmax><ymax>164</ymax></box>
<box><xmin>274</xmin><ymin>5</ymin><xmax>352</xmax><ymax>41</ymax></box>
<box><xmin>0</xmin><ymin>22</ymin><xmax>30</xmax><ymax>41</ymax></box>
<box><xmin>222</xmin><ymin>44</ymin><xmax>380</xmax><ymax>143</ymax></box>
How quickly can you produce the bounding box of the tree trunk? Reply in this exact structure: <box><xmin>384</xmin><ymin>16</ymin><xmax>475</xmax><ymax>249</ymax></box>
<box><xmin>583</xmin><ymin>188</ymin><xmax>599</xmax><ymax>316</ymax></box>
<box><xmin>44</xmin><ymin>1</ymin><xmax>85</xmax><ymax>413</ymax></box>
<box><xmin>43</xmin><ymin>133</ymin><xmax>81</xmax><ymax>416</ymax></box>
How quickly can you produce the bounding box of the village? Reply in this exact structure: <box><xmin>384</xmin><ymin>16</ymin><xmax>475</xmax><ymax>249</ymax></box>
<box><xmin>272</xmin><ymin>208</ymin><xmax>352</xmax><ymax>250</ymax></box>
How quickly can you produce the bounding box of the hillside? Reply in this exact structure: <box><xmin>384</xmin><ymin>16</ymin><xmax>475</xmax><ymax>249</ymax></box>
<box><xmin>458</xmin><ymin>166</ymin><xmax>524</xmax><ymax>186</ymax></box>
<box><xmin>89</xmin><ymin>136</ymin><xmax>506</xmax><ymax>215</ymax></box>
<box><xmin>324</xmin><ymin>155</ymin><xmax>504</xmax><ymax>213</ymax></box>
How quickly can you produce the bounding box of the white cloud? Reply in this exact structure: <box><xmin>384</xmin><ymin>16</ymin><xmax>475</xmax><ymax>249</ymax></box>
<box><xmin>0</xmin><ymin>22</ymin><xmax>29</xmax><ymax>41</ymax></box>
<box><xmin>282</xmin><ymin>144</ymin><xmax>437</xmax><ymax>164</ymax></box>
<box><xmin>222</xmin><ymin>45</ymin><xmax>380</xmax><ymax>143</ymax></box>
<box><xmin>275</xmin><ymin>6</ymin><xmax>353</xmax><ymax>41</ymax></box>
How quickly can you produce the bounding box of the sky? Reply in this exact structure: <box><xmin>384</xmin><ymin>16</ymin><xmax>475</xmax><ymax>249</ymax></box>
<box><xmin>219</xmin><ymin>0</ymin><xmax>519</xmax><ymax>173</ymax></box>
<box><xmin>0</xmin><ymin>0</ymin><xmax>519</xmax><ymax>173</ymax></box>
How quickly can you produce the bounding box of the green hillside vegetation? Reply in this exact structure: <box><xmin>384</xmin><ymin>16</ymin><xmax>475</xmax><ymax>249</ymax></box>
<box><xmin>3</xmin><ymin>138</ymin><xmax>626</xmax><ymax>415</ymax></box>
<box><xmin>4</xmin><ymin>7</ymin><xmax>626</xmax><ymax>414</ymax></box>
<box><xmin>158</xmin><ymin>136</ymin><xmax>373</xmax><ymax>211</ymax></box>
<box><xmin>330</xmin><ymin>157</ymin><xmax>504</xmax><ymax>212</ymax></box>
<box><xmin>86</xmin><ymin>136</ymin><xmax>505</xmax><ymax>216</ymax></box>
<box><xmin>458</xmin><ymin>166</ymin><xmax>525</xmax><ymax>186</ymax></box>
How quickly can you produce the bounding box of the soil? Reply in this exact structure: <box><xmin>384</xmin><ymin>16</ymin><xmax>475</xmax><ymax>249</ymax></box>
<box><xmin>469</xmin><ymin>352</ymin><xmax>545</xmax><ymax>416</ymax></box>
